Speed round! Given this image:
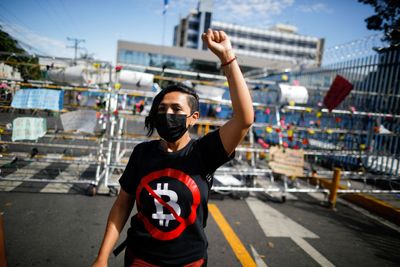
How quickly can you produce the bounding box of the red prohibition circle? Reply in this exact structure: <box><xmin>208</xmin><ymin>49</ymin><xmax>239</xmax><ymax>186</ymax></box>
<box><xmin>135</xmin><ymin>168</ymin><xmax>201</xmax><ymax>241</ymax></box>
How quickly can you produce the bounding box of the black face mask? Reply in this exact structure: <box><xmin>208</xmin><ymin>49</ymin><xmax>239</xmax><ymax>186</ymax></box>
<box><xmin>155</xmin><ymin>113</ymin><xmax>191</xmax><ymax>143</ymax></box>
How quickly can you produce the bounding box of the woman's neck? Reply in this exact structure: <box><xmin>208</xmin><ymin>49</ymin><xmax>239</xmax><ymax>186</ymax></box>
<box><xmin>163</xmin><ymin>133</ymin><xmax>191</xmax><ymax>152</ymax></box>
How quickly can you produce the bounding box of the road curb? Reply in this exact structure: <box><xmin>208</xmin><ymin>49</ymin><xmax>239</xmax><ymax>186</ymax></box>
<box><xmin>309</xmin><ymin>177</ymin><xmax>400</xmax><ymax>226</ymax></box>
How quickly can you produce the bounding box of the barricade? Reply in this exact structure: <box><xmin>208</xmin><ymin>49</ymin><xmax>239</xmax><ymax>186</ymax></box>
<box><xmin>0</xmin><ymin>52</ymin><xmax>399</xmax><ymax>206</ymax></box>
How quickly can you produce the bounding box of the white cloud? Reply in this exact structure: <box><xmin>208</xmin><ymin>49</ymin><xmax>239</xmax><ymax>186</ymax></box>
<box><xmin>213</xmin><ymin>0</ymin><xmax>295</xmax><ymax>24</ymax></box>
<box><xmin>1</xmin><ymin>23</ymin><xmax>71</xmax><ymax>58</ymax></box>
<box><xmin>297</xmin><ymin>3</ymin><xmax>333</xmax><ymax>13</ymax></box>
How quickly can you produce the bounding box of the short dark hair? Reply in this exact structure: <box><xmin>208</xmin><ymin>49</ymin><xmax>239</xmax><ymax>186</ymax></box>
<box><xmin>145</xmin><ymin>83</ymin><xmax>199</xmax><ymax>136</ymax></box>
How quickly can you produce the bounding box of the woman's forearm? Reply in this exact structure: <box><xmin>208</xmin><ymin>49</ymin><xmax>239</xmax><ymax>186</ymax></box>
<box><xmin>220</xmin><ymin>51</ymin><xmax>254</xmax><ymax>128</ymax></box>
<box><xmin>95</xmin><ymin>193</ymin><xmax>134</xmax><ymax>263</ymax></box>
<box><xmin>202</xmin><ymin>29</ymin><xmax>254</xmax><ymax>155</ymax></box>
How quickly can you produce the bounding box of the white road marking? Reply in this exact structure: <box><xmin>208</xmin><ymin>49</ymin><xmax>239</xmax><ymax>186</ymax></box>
<box><xmin>40</xmin><ymin>164</ymin><xmax>89</xmax><ymax>193</ymax></box>
<box><xmin>291</xmin><ymin>237</ymin><xmax>335</xmax><ymax>267</ymax></box>
<box><xmin>250</xmin><ymin>244</ymin><xmax>268</xmax><ymax>267</ymax></box>
<box><xmin>246</xmin><ymin>198</ymin><xmax>335</xmax><ymax>267</ymax></box>
<box><xmin>0</xmin><ymin>161</ymin><xmax>51</xmax><ymax>191</ymax></box>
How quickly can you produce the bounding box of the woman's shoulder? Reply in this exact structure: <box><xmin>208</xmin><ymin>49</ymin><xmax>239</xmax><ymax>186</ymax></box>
<box><xmin>135</xmin><ymin>139</ymin><xmax>159</xmax><ymax>150</ymax></box>
<box><xmin>193</xmin><ymin>129</ymin><xmax>220</xmax><ymax>145</ymax></box>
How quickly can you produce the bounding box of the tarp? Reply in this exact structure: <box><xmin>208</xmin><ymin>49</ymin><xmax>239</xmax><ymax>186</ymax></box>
<box><xmin>11</xmin><ymin>89</ymin><xmax>64</xmax><ymax>111</ymax></box>
<box><xmin>61</xmin><ymin>110</ymin><xmax>97</xmax><ymax>134</ymax></box>
<box><xmin>12</xmin><ymin>117</ymin><xmax>47</xmax><ymax>141</ymax></box>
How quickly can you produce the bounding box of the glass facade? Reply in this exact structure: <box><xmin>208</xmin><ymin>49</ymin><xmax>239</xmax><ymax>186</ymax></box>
<box><xmin>117</xmin><ymin>49</ymin><xmax>220</xmax><ymax>74</ymax></box>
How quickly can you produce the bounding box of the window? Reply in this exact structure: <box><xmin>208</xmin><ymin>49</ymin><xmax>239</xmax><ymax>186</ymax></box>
<box><xmin>188</xmin><ymin>21</ymin><xmax>199</xmax><ymax>30</ymax></box>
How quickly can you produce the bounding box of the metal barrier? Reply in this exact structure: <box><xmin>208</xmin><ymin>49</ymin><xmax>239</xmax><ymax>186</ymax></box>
<box><xmin>0</xmin><ymin>51</ymin><xmax>399</xmax><ymax>198</ymax></box>
<box><xmin>289</xmin><ymin>48</ymin><xmax>400</xmax><ymax>180</ymax></box>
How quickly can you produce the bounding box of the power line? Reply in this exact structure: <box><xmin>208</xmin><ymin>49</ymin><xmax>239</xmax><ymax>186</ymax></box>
<box><xmin>58</xmin><ymin>0</ymin><xmax>83</xmax><ymax>38</ymax></box>
<box><xmin>32</xmin><ymin>0</ymin><xmax>68</xmax><ymax>38</ymax></box>
<box><xmin>67</xmin><ymin>37</ymin><xmax>85</xmax><ymax>63</ymax></box>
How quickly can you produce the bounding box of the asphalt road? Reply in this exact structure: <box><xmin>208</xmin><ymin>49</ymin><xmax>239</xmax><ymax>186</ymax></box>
<box><xmin>1</xmin><ymin>191</ymin><xmax>399</xmax><ymax>267</ymax></box>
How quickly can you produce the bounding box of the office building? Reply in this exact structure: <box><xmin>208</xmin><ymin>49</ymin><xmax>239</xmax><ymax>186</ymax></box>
<box><xmin>173</xmin><ymin>0</ymin><xmax>324</xmax><ymax>67</ymax></box>
<box><xmin>116</xmin><ymin>40</ymin><xmax>283</xmax><ymax>75</ymax></box>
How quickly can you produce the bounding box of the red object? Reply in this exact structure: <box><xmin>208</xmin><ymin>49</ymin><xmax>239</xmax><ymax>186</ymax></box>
<box><xmin>125</xmin><ymin>248</ymin><xmax>205</xmax><ymax>267</ymax></box>
<box><xmin>335</xmin><ymin>117</ymin><xmax>342</xmax><ymax>123</ymax></box>
<box><xmin>293</xmin><ymin>145</ymin><xmax>300</xmax><ymax>150</ymax></box>
<box><xmin>115</xmin><ymin>65</ymin><xmax>123</xmax><ymax>72</ymax></box>
<box><xmin>385</xmin><ymin>115</ymin><xmax>393</xmax><ymax>121</ymax></box>
<box><xmin>282</xmin><ymin>142</ymin><xmax>289</xmax><ymax>148</ymax></box>
<box><xmin>221</xmin><ymin>56</ymin><xmax>237</xmax><ymax>67</ymax></box>
<box><xmin>323</xmin><ymin>75</ymin><xmax>353</xmax><ymax>111</ymax></box>
<box><xmin>302</xmin><ymin>138</ymin><xmax>309</xmax><ymax>145</ymax></box>
<box><xmin>288</xmin><ymin>136</ymin><xmax>294</xmax><ymax>142</ymax></box>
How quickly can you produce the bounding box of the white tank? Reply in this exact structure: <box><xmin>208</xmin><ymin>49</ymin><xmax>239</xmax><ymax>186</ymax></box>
<box><xmin>117</xmin><ymin>70</ymin><xmax>154</xmax><ymax>89</ymax></box>
<box><xmin>195</xmin><ymin>85</ymin><xmax>226</xmax><ymax>100</ymax></box>
<box><xmin>278</xmin><ymin>84</ymin><xmax>309</xmax><ymax>104</ymax></box>
<box><xmin>47</xmin><ymin>65</ymin><xmax>91</xmax><ymax>85</ymax></box>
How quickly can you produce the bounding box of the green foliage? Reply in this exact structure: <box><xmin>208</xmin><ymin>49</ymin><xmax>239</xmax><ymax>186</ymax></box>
<box><xmin>0</xmin><ymin>25</ymin><xmax>41</xmax><ymax>80</ymax></box>
<box><xmin>358</xmin><ymin>0</ymin><xmax>400</xmax><ymax>47</ymax></box>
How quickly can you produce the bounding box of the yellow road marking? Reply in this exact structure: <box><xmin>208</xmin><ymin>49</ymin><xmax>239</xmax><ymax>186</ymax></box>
<box><xmin>208</xmin><ymin>203</ymin><xmax>257</xmax><ymax>267</ymax></box>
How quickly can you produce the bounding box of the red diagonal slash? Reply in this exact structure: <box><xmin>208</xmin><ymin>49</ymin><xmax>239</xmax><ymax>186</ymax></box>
<box><xmin>135</xmin><ymin>168</ymin><xmax>201</xmax><ymax>240</ymax></box>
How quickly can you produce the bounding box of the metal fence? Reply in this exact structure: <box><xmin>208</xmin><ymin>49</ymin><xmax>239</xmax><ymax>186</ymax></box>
<box><xmin>289</xmin><ymin>48</ymin><xmax>400</xmax><ymax>182</ymax></box>
<box><xmin>1</xmin><ymin>50</ymin><xmax>399</xmax><ymax>197</ymax></box>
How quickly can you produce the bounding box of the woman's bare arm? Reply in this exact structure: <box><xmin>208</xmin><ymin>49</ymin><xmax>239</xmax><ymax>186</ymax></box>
<box><xmin>202</xmin><ymin>29</ymin><xmax>254</xmax><ymax>155</ymax></box>
<box><xmin>92</xmin><ymin>189</ymin><xmax>134</xmax><ymax>266</ymax></box>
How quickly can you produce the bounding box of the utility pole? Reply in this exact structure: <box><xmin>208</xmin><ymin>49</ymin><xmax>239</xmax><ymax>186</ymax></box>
<box><xmin>67</xmin><ymin>37</ymin><xmax>85</xmax><ymax>64</ymax></box>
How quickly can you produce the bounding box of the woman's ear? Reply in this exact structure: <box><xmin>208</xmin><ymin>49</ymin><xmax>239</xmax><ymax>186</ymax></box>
<box><xmin>188</xmin><ymin>111</ymin><xmax>200</xmax><ymax>127</ymax></box>
<box><xmin>192</xmin><ymin>111</ymin><xmax>200</xmax><ymax>120</ymax></box>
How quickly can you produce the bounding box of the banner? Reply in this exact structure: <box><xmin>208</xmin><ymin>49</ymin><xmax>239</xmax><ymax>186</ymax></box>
<box><xmin>12</xmin><ymin>117</ymin><xmax>47</xmax><ymax>142</ymax></box>
<box><xmin>61</xmin><ymin>110</ymin><xmax>97</xmax><ymax>134</ymax></box>
<box><xmin>269</xmin><ymin>147</ymin><xmax>304</xmax><ymax>177</ymax></box>
<box><xmin>11</xmin><ymin>89</ymin><xmax>64</xmax><ymax>111</ymax></box>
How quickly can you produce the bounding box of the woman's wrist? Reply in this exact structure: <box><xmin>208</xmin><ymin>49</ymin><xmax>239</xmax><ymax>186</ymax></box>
<box><xmin>219</xmin><ymin>50</ymin><xmax>236</xmax><ymax>64</ymax></box>
<box><xmin>95</xmin><ymin>252</ymin><xmax>109</xmax><ymax>263</ymax></box>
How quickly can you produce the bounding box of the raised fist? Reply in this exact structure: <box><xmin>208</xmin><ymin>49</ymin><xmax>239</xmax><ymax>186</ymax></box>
<box><xmin>201</xmin><ymin>29</ymin><xmax>235</xmax><ymax>63</ymax></box>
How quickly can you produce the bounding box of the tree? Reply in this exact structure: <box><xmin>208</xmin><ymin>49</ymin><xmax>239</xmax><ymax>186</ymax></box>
<box><xmin>358</xmin><ymin>0</ymin><xmax>400</xmax><ymax>48</ymax></box>
<box><xmin>0</xmin><ymin>26</ymin><xmax>41</xmax><ymax>80</ymax></box>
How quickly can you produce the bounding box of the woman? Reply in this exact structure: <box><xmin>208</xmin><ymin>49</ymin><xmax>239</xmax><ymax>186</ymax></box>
<box><xmin>92</xmin><ymin>29</ymin><xmax>254</xmax><ymax>267</ymax></box>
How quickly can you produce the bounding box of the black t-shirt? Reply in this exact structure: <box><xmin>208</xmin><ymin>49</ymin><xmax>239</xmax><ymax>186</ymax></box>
<box><xmin>119</xmin><ymin>129</ymin><xmax>234</xmax><ymax>266</ymax></box>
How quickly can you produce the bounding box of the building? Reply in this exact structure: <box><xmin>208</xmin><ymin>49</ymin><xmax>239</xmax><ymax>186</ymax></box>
<box><xmin>173</xmin><ymin>0</ymin><xmax>324</xmax><ymax>68</ymax></box>
<box><xmin>116</xmin><ymin>0</ymin><xmax>324</xmax><ymax>76</ymax></box>
<box><xmin>117</xmin><ymin>40</ymin><xmax>284</xmax><ymax>75</ymax></box>
<box><xmin>173</xmin><ymin>0</ymin><xmax>213</xmax><ymax>51</ymax></box>
<box><xmin>211</xmin><ymin>22</ymin><xmax>324</xmax><ymax>67</ymax></box>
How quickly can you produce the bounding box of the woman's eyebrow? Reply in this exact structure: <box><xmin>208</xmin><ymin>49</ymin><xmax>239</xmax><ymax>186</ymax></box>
<box><xmin>170</xmin><ymin>103</ymin><xmax>183</xmax><ymax>108</ymax></box>
<box><xmin>159</xmin><ymin>103</ymin><xmax>183</xmax><ymax>108</ymax></box>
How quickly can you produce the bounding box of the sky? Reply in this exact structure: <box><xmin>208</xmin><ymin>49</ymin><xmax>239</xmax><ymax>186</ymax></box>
<box><xmin>0</xmin><ymin>0</ymin><xmax>379</xmax><ymax>64</ymax></box>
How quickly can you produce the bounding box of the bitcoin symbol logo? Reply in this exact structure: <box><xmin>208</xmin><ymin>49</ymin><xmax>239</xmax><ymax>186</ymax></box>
<box><xmin>151</xmin><ymin>183</ymin><xmax>181</xmax><ymax>227</ymax></box>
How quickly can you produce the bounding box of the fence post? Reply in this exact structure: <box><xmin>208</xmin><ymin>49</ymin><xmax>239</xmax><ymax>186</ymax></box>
<box><xmin>329</xmin><ymin>168</ymin><xmax>341</xmax><ymax>209</ymax></box>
